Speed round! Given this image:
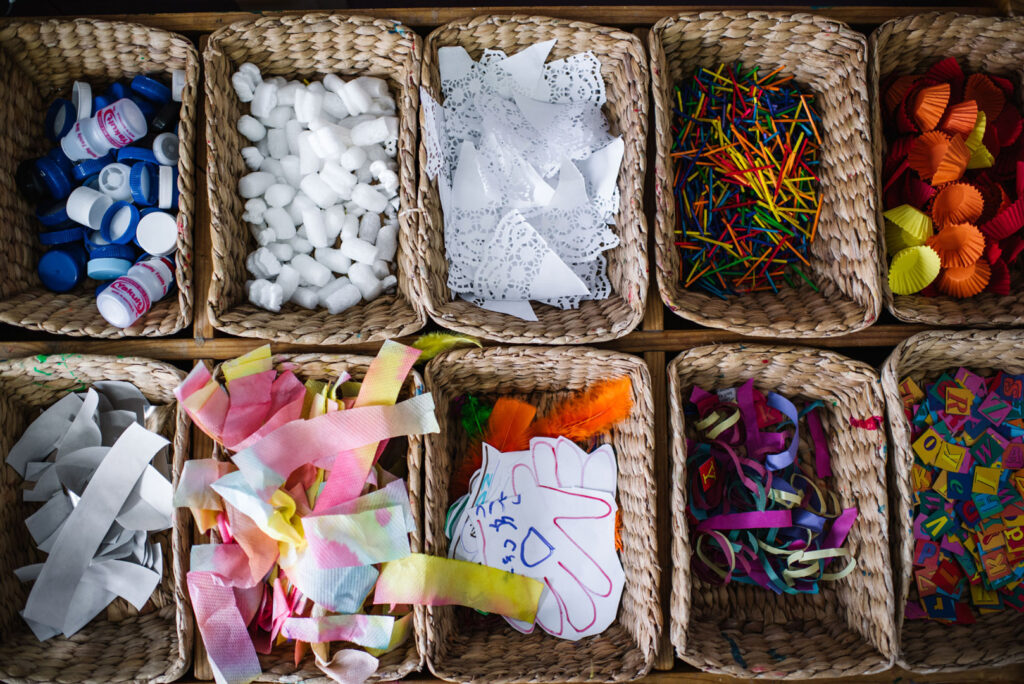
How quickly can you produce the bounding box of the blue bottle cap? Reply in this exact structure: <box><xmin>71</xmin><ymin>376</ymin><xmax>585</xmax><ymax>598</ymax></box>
<box><xmin>107</xmin><ymin>81</ymin><xmax>129</xmax><ymax>100</ymax></box>
<box><xmin>129</xmin><ymin>162</ymin><xmax>157</xmax><ymax>206</ymax></box>
<box><xmin>116</xmin><ymin>146</ymin><xmax>159</xmax><ymax>165</ymax></box>
<box><xmin>46</xmin><ymin>147</ymin><xmax>74</xmax><ymax>179</ymax></box>
<box><xmin>90</xmin><ymin>243</ymin><xmax>137</xmax><ymax>260</ymax></box>
<box><xmin>82</xmin><ymin>175</ymin><xmax>101</xmax><ymax>191</ymax></box>
<box><xmin>95</xmin><ymin>280</ymin><xmax>112</xmax><ymax>295</ymax></box>
<box><xmin>131</xmin><ymin>96</ymin><xmax>157</xmax><ymax>119</ymax></box>
<box><xmin>131</xmin><ymin>74</ymin><xmax>172</xmax><ymax>104</ymax></box>
<box><xmin>85</xmin><ymin>230</ymin><xmax>111</xmax><ymax>253</ymax></box>
<box><xmin>44</xmin><ymin>98</ymin><xmax>76</xmax><ymax>142</ymax></box>
<box><xmin>38</xmin><ymin>226</ymin><xmax>85</xmax><ymax>246</ymax></box>
<box><xmin>34</xmin><ymin>156</ymin><xmax>72</xmax><ymax>200</ymax></box>
<box><xmin>99</xmin><ymin>201</ymin><xmax>140</xmax><ymax>244</ymax></box>
<box><xmin>39</xmin><ymin>246</ymin><xmax>87</xmax><ymax>292</ymax></box>
<box><xmin>93</xmin><ymin>94</ymin><xmax>112</xmax><ymax>112</ymax></box>
<box><xmin>35</xmin><ymin>200</ymin><xmax>70</xmax><ymax>227</ymax></box>
<box><xmin>139</xmin><ymin>207</ymin><xmax>163</xmax><ymax>217</ymax></box>
<box><xmin>87</xmin><ymin>257</ymin><xmax>132</xmax><ymax>281</ymax></box>
<box><xmin>72</xmin><ymin>152</ymin><xmax>114</xmax><ymax>181</ymax></box>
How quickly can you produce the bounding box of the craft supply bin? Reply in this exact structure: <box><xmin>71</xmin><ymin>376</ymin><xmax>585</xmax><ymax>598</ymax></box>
<box><xmin>412</xmin><ymin>14</ymin><xmax>649</xmax><ymax>345</ymax></box>
<box><xmin>650</xmin><ymin>12</ymin><xmax>882</xmax><ymax>338</ymax></box>
<box><xmin>196</xmin><ymin>353</ymin><xmax>426</xmax><ymax>682</ymax></box>
<box><xmin>667</xmin><ymin>344</ymin><xmax>895</xmax><ymax>678</ymax></box>
<box><xmin>881</xmin><ymin>329</ymin><xmax>1024</xmax><ymax>672</ymax></box>
<box><xmin>0</xmin><ymin>354</ymin><xmax>191</xmax><ymax>683</ymax></box>
<box><xmin>204</xmin><ymin>14</ymin><xmax>427</xmax><ymax>344</ymax></box>
<box><xmin>0</xmin><ymin>19</ymin><xmax>199</xmax><ymax>338</ymax></box>
<box><xmin>422</xmin><ymin>346</ymin><xmax>659</xmax><ymax>682</ymax></box>
<box><xmin>870</xmin><ymin>14</ymin><xmax>1024</xmax><ymax>327</ymax></box>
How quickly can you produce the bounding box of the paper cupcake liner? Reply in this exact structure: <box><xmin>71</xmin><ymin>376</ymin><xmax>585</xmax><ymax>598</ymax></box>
<box><xmin>991</xmin><ymin>75</ymin><xmax>1016</xmax><ymax>97</ymax></box>
<box><xmin>1018</xmin><ymin>160</ymin><xmax>1024</xmax><ymax>199</ymax></box>
<box><xmin>909</xmin><ymin>130</ymin><xmax>969</xmax><ymax>186</ymax></box>
<box><xmin>965</xmin><ymin>73</ymin><xmax>1006</xmax><ymax>123</ymax></box>
<box><xmin>979</xmin><ymin>196</ymin><xmax>1024</xmax><ymax>240</ymax></box>
<box><xmin>883</xmin><ymin>203</ymin><xmax>934</xmax><ymax>247</ymax></box>
<box><xmin>938</xmin><ymin>257</ymin><xmax>991</xmax><ymax>298</ymax></box>
<box><xmin>974</xmin><ymin>173</ymin><xmax>1004</xmax><ymax>224</ymax></box>
<box><xmin>926</xmin><ymin>57</ymin><xmax>965</xmax><ymax>85</ymax></box>
<box><xmin>913</xmin><ymin>83</ymin><xmax>951</xmax><ymax>132</ymax></box>
<box><xmin>1001</xmin><ymin>233</ymin><xmax>1024</xmax><ymax>264</ymax></box>
<box><xmin>988</xmin><ymin>258</ymin><xmax>1011</xmax><ymax>295</ymax></box>
<box><xmin>985</xmin><ymin>238</ymin><xmax>1003</xmax><ymax>265</ymax></box>
<box><xmin>966</xmin><ymin>110</ymin><xmax>987</xmax><ymax>149</ymax></box>
<box><xmin>885</xmin><ymin>75</ymin><xmax>920</xmax><ymax>115</ymax></box>
<box><xmin>994</xmin><ymin>105</ymin><xmax>1023</xmax><ymax>149</ymax></box>
<box><xmin>889</xmin><ymin>244</ymin><xmax>942</xmax><ymax>295</ymax></box>
<box><xmin>939</xmin><ymin>99</ymin><xmax>978</xmax><ymax>136</ymax></box>
<box><xmin>884</xmin><ymin>136</ymin><xmax>915</xmax><ymax>178</ymax></box>
<box><xmin>903</xmin><ymin>174</ymin><xmax>938</xmax><ymax>209</ymax></box>
<box><xmin>898</xmin><ymin>77</ymin><xmax>941</xmax><ymax>134</ymax></box>
<box><xmin>994</xmin><ymin>136</ymin><xmax>1024</xmax><ymax>181</ymax></box>
<box><xmin>931</xmin><ymin>182</ymin><xmax>984</xmax><ymax>226</ymax></box>
<box><xmin>926</xmin><ymin>222</ymin><xmax>985</xmax><ymax>268</ymax></box>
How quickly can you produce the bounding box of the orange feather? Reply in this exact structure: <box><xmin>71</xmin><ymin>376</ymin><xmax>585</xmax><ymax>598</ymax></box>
<box><xmin>449</xmin><ymin>397</ymin><xmax>537</xmax><ymax>500</ymax></box>
<box><xmin>531</xmin><ymin>376</ymin><xmax>633</xmax><ymax>442</ymax></box>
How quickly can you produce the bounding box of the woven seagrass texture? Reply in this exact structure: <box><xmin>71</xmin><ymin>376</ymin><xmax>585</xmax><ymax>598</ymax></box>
<box><xmin>414</xmin><ymin>14</ymin><xmax>649</xmax><ymax>344</ymax></box>
<box><xmin>0</xmin><ymin>19</ymin><xmax>198</xmax><ymax>338</ymax></box>
<box><xmin>0</xmin><ymin>355</ymin><xmax>190</xmax><ymax>684</ymax></box>
<box><xmin>422</xmin><ymin>346</ymin><xmax>659</xmax><ymax>682</ymax></box>
<box><xmin>668</xmin><ymin>344</ymin><xmax>894</xmax><ymax>678</ymax></box>
<box><xmin>650</xmin><ymin>12</ymin><xmax>882</xmax><ymax>338</ymax></box>
<box><xmin>204</xmin><ymin>14</ymin><xmax>426</xmax><ymax>344</ymax></box>
<box><xmin>200</xmin><ymin>353</ymin><xmax>425</xmax><ymax>682</ymax></box>
<box><xmin>881</xmin><ymin>329</ymin><xmax>1024</xmax><ymax>672</ymax></box>
<box><xmin>870</xmin><ymin>14</ymin><xmax>1024</xmax><ymax>326</ymax></box>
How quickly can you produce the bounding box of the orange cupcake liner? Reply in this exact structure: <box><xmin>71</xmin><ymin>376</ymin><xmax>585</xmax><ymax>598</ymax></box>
<box><xmin>926</xmin><ymin>222</ymin><xmax>986</xmax><ymax>268</ymax></box>
<box><xmin>908</xmin><ymin>131</ymin><xmax>970</xmax><ymax>186</ymax></box>
<box><xmin>885</xmin><ymin>75</ymin><xmax>920</xmax><ymax>115</ymax></box>
<box><xmin>939</xmin><ymin>99</ymin><xmax>978</xmax><ymax>137</ymax></box>
<box><xmin>938</xmin><ymin>257</ymin><xmax>992</xmax><ymax>298</ymax></box>
<box><xmin>913</xmin><ymin>83</ymin><xmax>951</xmax><ymax>132</ymax></box>
<box><xmin>930</xmin><ymin>182</ymin><xmax>984</xmax><ymax>226</ymax></box>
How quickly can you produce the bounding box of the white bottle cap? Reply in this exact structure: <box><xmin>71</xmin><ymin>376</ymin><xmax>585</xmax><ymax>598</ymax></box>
<box><xmin>158</xmin><ymin>165</ymin><xmax>175</xmax><ymax>209</ymax></box>
<box><xmin>136</xmin><ymin>211</ymin><xmax>178</xmax><ymax>256</ymax></box>
<box><xmin>152</xmin><ymin>132</ymin><xmax>180</xmax><ymax>166</ymax></box>
<box><xmin>97</xmin><ymin>163</ymin><xmax>133</xmax><ymax>202</ymax></box>
<box><xmin>66</xmin><ymin>186</ymin><xmax>113</xmax><ymax>230</ymax></box>
<box><xmin>72</xmin><ymin>81</ymin><xmax>92</xmax><ymax>120</ymax></box>
<box><xmin>171</xmin><ymin>70</ymin><xmax>186</xmax><ymax>102</ymax></box>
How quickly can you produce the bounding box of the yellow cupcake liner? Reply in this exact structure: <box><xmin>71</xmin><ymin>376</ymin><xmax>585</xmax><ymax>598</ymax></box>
<box><xmin>889</xmin><ymin>244</ymin><xmax>941</xmax><ymax>295</ymax></box>
<box><xmin>883</xmin><ymin>204</ymin><xmax>934</xmax><ymax>255</ymax></box>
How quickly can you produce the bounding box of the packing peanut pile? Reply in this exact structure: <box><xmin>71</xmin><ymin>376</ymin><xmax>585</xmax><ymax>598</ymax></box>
<box><xmin>233</xmin><ymin>64</ymin><xmax>401</xmax><ymax>314</ymax></box>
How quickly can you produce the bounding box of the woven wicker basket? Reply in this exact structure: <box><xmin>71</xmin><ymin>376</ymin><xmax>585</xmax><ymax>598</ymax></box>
<box><xmin>870</xmin><ymin>14</ymin><xmax>1024</xmax><ymax>326</ymax></box>
<box><xmin>0</xmin><ymin>19</ymin><xmax>198</xmax><ymax>338</ymax></box>
<box><xmin>881</xmin><ymin>329</ymin><xmax>1024</xmax><ymax>672</ymax></box>
<box><xmin>204</xmin><ymin>14</ymin><xmax>426</xmax><ymax>345</ymax></box>
<box><xmin>413</xmin><ymin>15</ymin><xmax>649</xmax><ymax>344</ymax></box>
<box><xmin>668</xmin><ymin>344</ymin><xmax>895</xmax><ymax>678</ymax></box>
<box><xmin>197</xmin><ymin>353</ymin><xmax>425</xmax><ymax>682</ymax></box>
<box><xmin>650</xmin><ymin>12</ymin><xmax>882</xmax><ymax>338</ymax></box>
<box><xmin>421</xmin><ymin>346</ymin><xmax>659</xmax><ymax>682</ymax></box>
<box><xmin>0</xmin><ymin>355</ymin><xmax>190</xmax><ymax>683</ymax></box>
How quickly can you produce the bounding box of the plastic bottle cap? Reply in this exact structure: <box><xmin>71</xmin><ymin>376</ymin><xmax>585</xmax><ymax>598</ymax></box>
<box><xmin>158</xmin><ymin>165</ymin><xmax>178</xmax><ymax>210</ymax></box>
<box><xmin>131</xmin><ymin>96</ymin><xmax>157</xmax><ymax>120</ymax></box>
<box><xmin>82</xmin><ymin>175</ymin><xmax>101</xmax><ymax>191</ymax></box>
<box><xmin>72</xmin><ymin>81</ymin><xmax>92</xmax><ymax>120</ymax></box>
<box><xmin>91</xmin><ymin>243</ymin><xmax>137</xmax><ymax>260</ymax></box>
<box><xmin>107</xmin><ymin>81</ymin><xmax>129</xmax><ymax>101</ymax></box>
<box><xmin>35</xmin><ymin>156</ymin><xmax>72</xmax><ymax>200</ymax></box>
<box><xmin>171</xmin><ymin>70</ymin><xmax>186</xmax><ymax>102</ymax></box>
<box><xmin>46</xmin><ymin>147</ymin><xmax>74</xmax><ymax>178</ymax></box>
<box><xmin>129</xmin><ymin>162</ymin><xmax>157</xmax><ymax>206</ymax></box>
<box><xmin>87</xmin><ymin>257</ymin><xmax>132</xmax><ymax>280</ymax></box>
<box><xmin>100</xmin><ymin>201</ymin><xmax>140</xmax><ymax>244</ymax></box>
<box><xmin>44</xmin><ymin>99</ymin><xmax>76</xmax><ymax>142</ymax></box>
<box><xmin>38</xmin><ymin>227</ymin><xmax>85</xmax><ymax>246</ymax></box>
<box><xmin>86</xmin><ymin>229</ymin><xmax>112</xmax><ymax>252</ymax></box>
<box><xmin>97</xmin><ymin>163</ymin><xmax>133</xmax><ymax>201</ymax></box>
<box><xmin>66</xmin><ymin>186</ymin><xmax>111</xmax><ymax>229</ymax></box>
<box><xmin>72</xmin><ymin>153</ymin><xmax>114</xmax><ymax>182</ymax></box>
<box><xmin>38</xmin><ymin>247</ymin><xmax>86</xmax><ymax>292</ymax></box>
<box><xmin>93</xmin><ymin>94</ymin><xmax>112</xmax><ymax>112</ymax></box>
<box><xmin>152</xmin><ymin>133</ymin><xmax>180</xmax><ymax>166</ymax></box>
<box><xmin>131</xmin><ymin>74</ymin><xmax>172</xmax><ymax>104</ymax></box>
<box><xmin>116</xmin><ymin>146</ymin><xmax>159</xmax><ymax>165</ymax></box>
<box><xmin>36</xmin><ymin>201</ymin><xmax>72</xmax><ymax>228</ymax></box>
<box><xmin>135</xmin><ymin>211</ymin><xmax>178</xmax><ymax>256</ymax></box>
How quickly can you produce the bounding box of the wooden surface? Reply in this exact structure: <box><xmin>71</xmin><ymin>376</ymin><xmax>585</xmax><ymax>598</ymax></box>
<box><xmin>1</xmin><ymin>5</ymin><xmax>1021</xmax><ymax>683</ymax></box>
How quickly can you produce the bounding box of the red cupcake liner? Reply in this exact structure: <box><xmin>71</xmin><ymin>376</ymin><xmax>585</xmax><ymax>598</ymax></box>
<box><xmin>988</xmin><ymin>258</ymin><xmax>1012</xmax><ymax>295</ymax></box>
<box><xmin>980</xmin><ymin>196</ymin><xmax>1024</xmax><ymax>240</ymax></box>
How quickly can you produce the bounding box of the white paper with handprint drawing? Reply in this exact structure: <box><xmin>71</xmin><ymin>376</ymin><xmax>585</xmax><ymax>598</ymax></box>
<box><xmin>448</xmin><ymin>438</ymin><xmax>623</xmax><ymax>640</ymax></box>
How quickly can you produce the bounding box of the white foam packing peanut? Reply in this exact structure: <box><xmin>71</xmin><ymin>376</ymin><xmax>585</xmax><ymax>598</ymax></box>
<box><xmin>232</xmin><ymin>64</ymin><xmax>401</xmax><ymax>314</ymax></box>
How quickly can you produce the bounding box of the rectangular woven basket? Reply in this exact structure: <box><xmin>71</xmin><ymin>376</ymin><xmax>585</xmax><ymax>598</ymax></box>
<box><xmin>0</xmin><ymin>354</ymin><xmax>191</xmax><ymax>684</ymax></box>
<box><xmin>204</xmin><ymin>14</ymin><xmax>427</xmax><ymax>344</ymax></box>
<box><xmin>870</xmin><ymin>14</ymin><xmax>1024</xmax><ymax>326</ymax></box>
<box><xmin>413</xmin><ymin>14</ymin><xmax>649</xmax><ymax>345</ymax></box>
<box><xmin>195</xmin><ymin>353</ymin><xmax>425</xmax><ymax>682</ymax></box>
<box><xmin>881</xmin><ymin>329</ymin><xmax>1024</xmax><ymax>672</ymax></box>
<box><xmin>650</xmin><ymin>12</ymin><xmax>882</xmax><ymax>338</ymax></box>
<box><xmin>668</xmin><ymin>344</ymin><xmax>895</xmax><ymax>678</ymax></box>
<box><xmin>421</xmin><ymin>346</ymin><xmax>659</xmax><ymax>682</ymax></box>
<box><xmin>0</xmin><ymin>19</ymin><xmax>198</xmax><ymax>338</ymax></box>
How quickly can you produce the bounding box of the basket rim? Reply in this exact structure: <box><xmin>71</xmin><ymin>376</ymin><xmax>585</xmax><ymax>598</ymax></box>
<box><xmin>412</xmin><ymin>14</ymin><xmax>650</xmax><ymax>345</ymax></box>
<box><xmin>667</xmin><ymin>343</ymin><xmax>896</xmax><ymax>678</ymax></box>
<box><xmin>0</xmin><ymin>18</ymin><xmax>198</xmax><ymax>339</ymax></box>
<box><xmin>203</xmin><ymin>14</ymin><xmax>428</xmax><ymax>345</ymax></box>
<box><xmin>869</xmin><ymin>13</ymin><xmax>1024</xmax><ymax>327</ymax></box>
<box><xmin>649</xmin><ymin>11</ymin><xmax>884</xmax><ymax>339</ymax></box>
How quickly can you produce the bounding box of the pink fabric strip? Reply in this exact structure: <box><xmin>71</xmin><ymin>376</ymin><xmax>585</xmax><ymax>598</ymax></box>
<box><xmin>696</xmin><ymin>510</ymin><xmax>793</xmax><ymax>532</ymax></box>
<box><xmin>188</xmin><ymin>570</ymin><xmax>262</xmax><ymax>684</ymax></box>
<box><xmin>807</xmin><ymin>408</ymin><xmax>832</xmax><ymax>478</ymax></box>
